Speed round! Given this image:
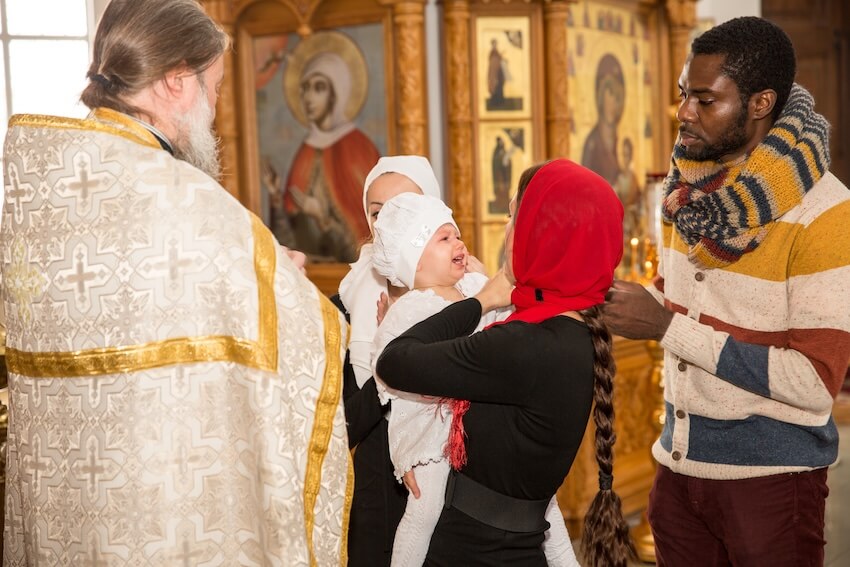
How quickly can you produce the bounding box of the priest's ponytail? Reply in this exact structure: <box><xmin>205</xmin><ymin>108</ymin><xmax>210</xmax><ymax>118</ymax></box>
<box><xmin>81</xmin><ymin>0</ymin><xmax>229</xmax><ymax>119</ymax></box>
<box><xmin>579</xmin><ymin>304</ymin><xmax>636</xmax><ymax>567</ymax></box>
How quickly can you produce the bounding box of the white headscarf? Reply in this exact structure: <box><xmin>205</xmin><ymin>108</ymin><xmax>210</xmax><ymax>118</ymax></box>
<box><xmin>361</xmin><ymin>156</ymin><xmax>441</xmax><ymax>227</ymax></box>
<box><xmin>302</xmin><ymin>52</ymin><xmax>356</xmax><ymax>149</ymax></box>
<box><xmin>338</xmin><ymin>156</ymin><xmax>442</xmax><ymax>387</ymax></box>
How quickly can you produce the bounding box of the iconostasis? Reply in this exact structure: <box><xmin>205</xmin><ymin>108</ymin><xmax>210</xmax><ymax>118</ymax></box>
<box><xmin>205</xmin><ymin>0</ymin><xmax>697</xmax><ymax>290</ymax></box>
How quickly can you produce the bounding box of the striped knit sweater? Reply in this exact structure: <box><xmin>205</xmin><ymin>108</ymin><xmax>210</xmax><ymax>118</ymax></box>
<box><xmin>651</xmin><ymin>171</ymin><xmax>850</xmax><ymax>480</ymax></box>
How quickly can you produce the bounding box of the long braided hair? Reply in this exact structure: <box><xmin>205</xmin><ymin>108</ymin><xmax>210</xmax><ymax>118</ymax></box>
<box><xmin>515</xmin><ymin>163</ymin><xmax>635</xmax><ymax>566</ymax></box>
<box><xmin>578</xmin><ymin>305</ymin><xmax>636</xmax><ymax>566</ymax></box>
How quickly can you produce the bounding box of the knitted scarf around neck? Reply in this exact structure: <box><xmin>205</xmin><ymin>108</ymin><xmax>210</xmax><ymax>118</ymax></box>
<box><xmin>662</xmin><ymin>83</ymin><xmax>831</xmax><ymax>268</ymax></box>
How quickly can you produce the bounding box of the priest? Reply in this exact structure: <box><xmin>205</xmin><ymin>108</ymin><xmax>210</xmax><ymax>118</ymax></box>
<box><xmin>0</xmin><ymin>0</ymin><xmax>351</xmax><ymax>564</ymax></box>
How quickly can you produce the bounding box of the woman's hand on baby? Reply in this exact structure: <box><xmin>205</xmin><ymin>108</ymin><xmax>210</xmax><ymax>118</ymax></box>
<box><xmin>474</xmin><ymin>267</ymin><xmax>514</xmax><ymax>314</ymax></box>
<box><xmin>465</xmin><ymin>255</ymin><xmax>487</xmax><ymax>276</ymax></box>
<box><xmin>377</xmin><ymin>284</ymin><xmax>409</xmax><ymax>325</ymax></box>
<box><xmin>403</xmin><ymin>469</ymin><xmax>421</xmax><ymax>499</ymax></box>
<box><xmin>376</xmin><ymin>292</ymin><xmax>390</xmax><ymax>326</ymax></box>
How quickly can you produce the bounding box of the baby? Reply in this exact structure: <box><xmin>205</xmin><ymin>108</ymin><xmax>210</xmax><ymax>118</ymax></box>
<box><xmin>371</xmin><ymin>193</ymin><xmax>577</xmax><ymax>567</ymax></box>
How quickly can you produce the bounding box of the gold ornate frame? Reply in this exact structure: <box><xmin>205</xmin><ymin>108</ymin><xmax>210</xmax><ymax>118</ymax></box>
<box><xmin>203</xmin><ymin>0</ymin><xmax>430</xmax><ymax>296</ymax></box>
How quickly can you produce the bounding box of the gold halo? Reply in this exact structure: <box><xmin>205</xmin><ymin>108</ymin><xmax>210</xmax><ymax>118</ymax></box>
<box><xmin>283</xmin><ymin>31</ymin><xmax>369</xmax><ymax>127</ymax></box>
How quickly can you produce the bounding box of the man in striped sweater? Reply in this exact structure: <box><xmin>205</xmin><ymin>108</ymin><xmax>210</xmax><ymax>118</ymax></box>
<box><xmin>603</xmin><ymin>17</ymin><xmax>849</xmax><ymax>566</ymax></box>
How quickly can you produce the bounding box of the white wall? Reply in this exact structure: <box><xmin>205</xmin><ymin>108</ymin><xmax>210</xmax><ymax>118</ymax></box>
<box><xmin>697</xmin><ymin>0</ymin><xmax>761</xmax><ymax>25</ymax></box>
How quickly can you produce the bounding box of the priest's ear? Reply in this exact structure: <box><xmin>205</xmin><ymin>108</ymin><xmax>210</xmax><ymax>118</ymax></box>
<box><xmin>153</xmin><ymin>63</ymin><xmax>195</xmax><ymax>109</ymax></box>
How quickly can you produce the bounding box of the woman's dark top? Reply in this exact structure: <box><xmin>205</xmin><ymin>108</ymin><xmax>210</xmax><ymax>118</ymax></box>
<box><xmin>377</xmin><ymin>298</ymin><xmax>595</xmax><ymax>565</ymax></box>
<box><xmin>331</xmin><ymin>295</ymin><xmax>407</xmax><ymax>567</ymax></box>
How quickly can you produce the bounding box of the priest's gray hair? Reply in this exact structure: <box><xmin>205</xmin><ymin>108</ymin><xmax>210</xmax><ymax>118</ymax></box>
<box><xmin>80</xmin><ymin>0</ymin><xmax>230</xmax><ymax>120</ymax></box>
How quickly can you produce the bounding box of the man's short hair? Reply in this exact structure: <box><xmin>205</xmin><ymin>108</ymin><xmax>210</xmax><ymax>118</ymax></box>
<box><xmin>692</xmin><ymin>16</ymin><xmax>796</xmax><ymax>119</ymax></box>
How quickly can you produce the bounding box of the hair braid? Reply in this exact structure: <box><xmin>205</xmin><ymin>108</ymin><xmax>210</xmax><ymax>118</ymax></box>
<box><xmin>579</xmin><ymin>305</ymin><xmax>636</xmax><ymax>567</ymax></box>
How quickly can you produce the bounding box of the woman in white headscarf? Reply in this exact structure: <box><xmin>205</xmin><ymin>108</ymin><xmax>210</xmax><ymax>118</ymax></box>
<box><xmin>332</xmin><ymin>156</ymin><xmax>441</xmax><ymax>566</ymax></box>
<box><xmin>266</xmin><ymin>51</ymin><xmax>381</xmax><ymax>263</ymax></box>
<box><xmin>339</xmin><ymin>156</ymin><xmax>498</xmax><ymax>565</ymax></box>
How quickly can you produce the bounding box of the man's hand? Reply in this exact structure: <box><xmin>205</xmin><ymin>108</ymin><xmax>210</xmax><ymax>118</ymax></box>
<box><xmin>600</xmin><ymin>279</ymin><xmax>674</xmax><ymax>341</ymax></box>
<box><xmin>280</xmin><ymin>246</ymin><xmax>307</xmax><ymax>273</ymax></box>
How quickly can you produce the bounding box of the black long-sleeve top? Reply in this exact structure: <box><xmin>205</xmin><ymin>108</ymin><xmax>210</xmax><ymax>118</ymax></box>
<box><xmin>376</xmin><ymin>298</ymin><xmax>596</xmax><ymax>501</ymax></box>
<box><xmin>331</xmin><ymin>294</ymin><xmax>406</xmax><ymax>566</ymax></box>
<box><xmin>331</xmin><ymin>295</ymin><xmax>388</xmax><ymax>448</ymax></box>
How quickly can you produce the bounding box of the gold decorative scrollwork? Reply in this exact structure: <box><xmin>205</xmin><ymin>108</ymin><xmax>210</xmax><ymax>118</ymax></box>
<box><xmin>544</xmin><ymin>1</ymin><xmax>571</xmax><ymax>158</ymax></box>
<box><xmin>393</xmin><ymin>2</ymin><xmax>429</xmax><ymax>155</ymax></box>
<box><xmin>444</xmin><ymin>0</ymin><xmax>477</xmax><ymax>252</ymax></box>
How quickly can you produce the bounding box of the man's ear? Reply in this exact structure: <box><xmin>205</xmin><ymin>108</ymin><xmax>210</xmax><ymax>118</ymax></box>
<box><xmin>152</xmin><ymin>64</ymin><xmax>191</xmax><ymax>103</ymax></box>
<box><xmin>750</xmin><ymin>89</ymin><xmax>777</xmax><ymax>121</ymax></box>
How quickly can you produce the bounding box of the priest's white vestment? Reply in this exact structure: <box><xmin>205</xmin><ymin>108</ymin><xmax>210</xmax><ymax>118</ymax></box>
<box><xmin>0</xmin><ymin>108</ymin><xmax>352</xmax><ymax>565</ymax></box>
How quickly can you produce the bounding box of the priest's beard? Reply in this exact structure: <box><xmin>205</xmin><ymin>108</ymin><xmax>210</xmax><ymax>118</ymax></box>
<box><xmin>173</xmin><ymin>83</ymin><xmax>221</xmax><ymax>181</ymax></box>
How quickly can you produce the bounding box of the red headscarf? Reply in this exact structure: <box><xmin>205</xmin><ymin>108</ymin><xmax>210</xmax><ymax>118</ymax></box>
<box><xmin>504</xmin><ymin>159</ymin><xmax>624</xmax><ymax>324</ymax></box>
<box><xmin>447</xmin><ymin>159</ymin><xmax>624</xmax><ymax>470</ymax></box>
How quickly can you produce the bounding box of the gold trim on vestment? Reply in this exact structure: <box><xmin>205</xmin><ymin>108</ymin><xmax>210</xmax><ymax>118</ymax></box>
<box><xmin>9</xmin><ymin>109</ymin><xmax>162</xmax><ymax>151</ymax></box>
<box><xmin>340</xmin><ymin>452</ymin><xmax>355</xmax><ymax>566</ymax></box>
<box><xmin>303</xmin><ymin>294</ymin><xmax>345</xmax><ymax>567</ymax></box>
<box><xmin>251</xmin><ymin>213</ymin><xmax>278</xmax><ymax>370</ymax></box>
<box><xmin>5</xmin><ymin>210</ymin><xmax>279</xmax><ymax>377</ymax></box>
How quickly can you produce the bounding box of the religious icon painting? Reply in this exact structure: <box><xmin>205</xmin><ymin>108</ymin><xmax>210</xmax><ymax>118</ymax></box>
<box><xmin>475</xmin><ymin>16</ymin><xmax>532</xmax><ymax>119</ymax></box>
<box><xmin>567</xmin><ymin>1</ymin><xmax>655</xmax><ymax>269</ymax></box>
<box><xmin>253</xmin><ymin>27</ymin><xmax>388</xmax><ymax>264</ymax></box>
<box><xmin>477</xmin><ymin>121</ymin><xmax>533</xmax><ymax>221</ymax></box>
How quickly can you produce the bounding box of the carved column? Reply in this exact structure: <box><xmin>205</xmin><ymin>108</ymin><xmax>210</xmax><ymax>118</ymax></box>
<box><xmin>665</xmin><ymin>0</ymin><xmax>697</xmax><ymax>138</ymax></box>
<box><xmin>443</xmin><ymin>0</ymin><xmax>476</xmax><ymax>252</ymax></box>
<box><xmin>203</xmin><ymin>0</ymin><xmax>241</xmax><ymax>199</ymax></box>
<box><xmin>391</xmin><ymin>1</ymin><xmax>429</xmax><ymax>155</ymax></box>
<box><xmin>543</xmin><ymin>0</ymin><xmax>572</xmax><ymax>159</ymax></box>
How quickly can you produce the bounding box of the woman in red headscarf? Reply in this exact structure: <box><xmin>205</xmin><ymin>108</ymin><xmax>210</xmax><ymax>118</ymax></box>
<box><xmin>376</xmin><ymin>159</ymin><xmax>635</xmax><ymax>566</ymax></box>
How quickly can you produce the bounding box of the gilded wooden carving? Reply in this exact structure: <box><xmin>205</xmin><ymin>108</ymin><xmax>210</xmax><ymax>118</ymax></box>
<box><xmin>666</xmin><ymin>0</ymin><xmax>698</xmax><ymax>135</ymax></box>
<box><xmin>393</xmin><ymin>2</ymin><xmax>429</xmax><ymax>155</ymax></box>
<box><xmin>444</xmin><ymin>1</ymin><xmax>477</xmax><ymax>253</ymax></box>
<box><xmin>544</xmin><ymin>1</ymin><xmax>571</xmax><ymax>158</ymax></box>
